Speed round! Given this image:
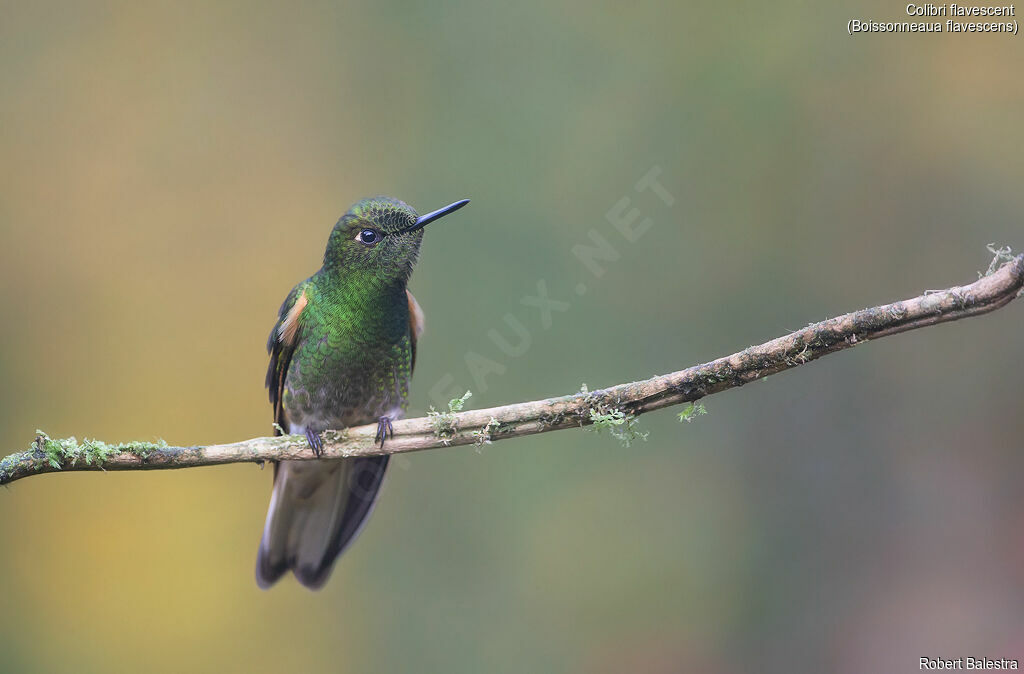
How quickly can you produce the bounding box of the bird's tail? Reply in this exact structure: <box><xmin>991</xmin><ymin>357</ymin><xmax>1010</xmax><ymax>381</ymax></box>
<box><xmin>255</xmin><ymin>456</ymin><xmax>389</xmax><ymax>589</ymax></box>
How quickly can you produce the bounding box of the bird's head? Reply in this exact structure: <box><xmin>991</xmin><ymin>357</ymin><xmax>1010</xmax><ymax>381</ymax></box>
<box><xmin>323</xmin><ymin>196</ymin><xmax>469</xmax><ymax>285</ymax></box>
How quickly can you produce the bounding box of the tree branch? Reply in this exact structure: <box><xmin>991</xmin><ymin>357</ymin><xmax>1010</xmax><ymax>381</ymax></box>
<box><xmin>2</xmin><ymin>255</ymin><xmax>1022</xmax><ymax>487</ymax></box>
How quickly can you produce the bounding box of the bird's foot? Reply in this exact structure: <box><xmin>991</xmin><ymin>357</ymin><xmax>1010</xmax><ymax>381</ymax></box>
<box><xmin>305</xmin><ymin>428</ymin><xmax>324</xmax><ymax>458</ymax></box>
<box><xmin>374</xmin><ymin>416</ymin><xmax>394</xmax><ymax>448</ymax></box>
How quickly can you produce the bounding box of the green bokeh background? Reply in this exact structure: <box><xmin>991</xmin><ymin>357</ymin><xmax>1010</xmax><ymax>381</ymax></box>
<box><xmin>1</xmin><ymin>2</ymin><xmax>1022</xmax><ymax>672</ymax></box>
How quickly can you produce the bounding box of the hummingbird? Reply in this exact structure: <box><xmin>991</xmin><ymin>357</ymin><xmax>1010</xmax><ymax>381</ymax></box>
<box><xmin>256</xmin><ymin>195</ymin><xmax>470</xmax><ymax>590</ymax></box>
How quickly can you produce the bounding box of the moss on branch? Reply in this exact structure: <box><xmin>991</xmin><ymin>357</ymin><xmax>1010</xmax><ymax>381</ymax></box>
<box><xmin>1</xmin><ymin>253</ymin><xmax>1021</xmax><ymax>487</ymax></box>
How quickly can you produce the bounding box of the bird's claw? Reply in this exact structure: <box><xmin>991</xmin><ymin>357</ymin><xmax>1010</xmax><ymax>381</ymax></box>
<box><xmin>305</xmin><ymin>428</ymin><xmax>324</xmax><ymax>458</ymax></box>
<box><xmin>374</xmin><ymin>416</ymin><xmax>394</xmax><ymax>448</ymax></box>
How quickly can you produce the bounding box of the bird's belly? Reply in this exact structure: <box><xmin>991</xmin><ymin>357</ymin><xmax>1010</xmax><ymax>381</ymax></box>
<box><xmin>282</xmin><ymin>339</ymin><xmax>412</xmax><ymax>432</ymax></box>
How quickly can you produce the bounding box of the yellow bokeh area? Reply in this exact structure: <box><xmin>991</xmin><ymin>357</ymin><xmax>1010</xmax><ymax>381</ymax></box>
<box><xmin>1</xmin><ymin>2</ymin><xmax>1023</xmax><ymax>672</ymax></box>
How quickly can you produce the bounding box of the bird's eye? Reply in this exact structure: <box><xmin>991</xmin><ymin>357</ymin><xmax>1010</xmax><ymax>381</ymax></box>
<box><xmin>356</xmin><ymin>229</ymin><xmax>381</xmax><ymax>245</ymax></box>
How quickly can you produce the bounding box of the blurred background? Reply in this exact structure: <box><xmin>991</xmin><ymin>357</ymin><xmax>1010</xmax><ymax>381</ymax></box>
<box><xmin>1</xmin><ymin>1</ymin><xmax>1022</xmax><ymax>672</ymax></box>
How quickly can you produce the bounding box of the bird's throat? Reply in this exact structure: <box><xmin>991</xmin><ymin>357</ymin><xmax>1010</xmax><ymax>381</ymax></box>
<box><xmin>316</xmin><ymin>269</ymin><xmax>410</xmax><ymax>342</ymax></box>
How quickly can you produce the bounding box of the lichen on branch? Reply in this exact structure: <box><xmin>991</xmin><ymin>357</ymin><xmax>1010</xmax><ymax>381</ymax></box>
<box><xmin>1</xmin><ymin>253</ymin><xmax>1022</xmax><ymax>487</ymax></box>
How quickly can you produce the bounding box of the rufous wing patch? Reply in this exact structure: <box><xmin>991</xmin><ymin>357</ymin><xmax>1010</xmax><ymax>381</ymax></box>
<box><xmin>407</xmin><ymin>289</ymin><xmax>425</xmax><ymax>373</ymax></box>
<box><xmin>407</xmin><ymin>289</ymin><xmax>425</xmax><ymax>341</ymax></box>
<box><xmin>279</xmin><ymin>289</ymin><xmax>308</xmax><ymax>346</ymax></box>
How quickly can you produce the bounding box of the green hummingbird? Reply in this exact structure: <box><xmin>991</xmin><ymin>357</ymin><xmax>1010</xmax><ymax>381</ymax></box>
<box><xmin>256</xmin><ymin>196</ymin><xmax>470</xmax><ymax>590</ymax></box>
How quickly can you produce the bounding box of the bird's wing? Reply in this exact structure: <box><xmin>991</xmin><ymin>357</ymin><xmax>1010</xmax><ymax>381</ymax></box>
<box><xmin>265</xmin><ymin>283</ymin><xmax>310</xmax><ymax>434</ymax></box>
<box><xmin>407</xmin><ymin>289</ymin><xmax>424</xmax><ymax>373</ymax></box>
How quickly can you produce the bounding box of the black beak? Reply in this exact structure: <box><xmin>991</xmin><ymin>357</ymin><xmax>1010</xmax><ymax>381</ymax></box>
<box><xmin>401</xmin><ymin>199</ymin><xmax>470</xmax><ymax>234</ymax></box>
